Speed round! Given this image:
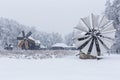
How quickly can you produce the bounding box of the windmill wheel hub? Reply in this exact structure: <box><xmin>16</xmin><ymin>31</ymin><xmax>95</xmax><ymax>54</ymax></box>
<box><xmin>90</xmin><ymin>29</ymin><xmax>100</xmax><ymax>36</ymax></box>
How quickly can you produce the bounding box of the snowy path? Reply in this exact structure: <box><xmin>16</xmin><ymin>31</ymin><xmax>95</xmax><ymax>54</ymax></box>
<box><xmin>0</xmin><ymin>55</ymin><xmax>120</xmax><ymax>80</ymax></box>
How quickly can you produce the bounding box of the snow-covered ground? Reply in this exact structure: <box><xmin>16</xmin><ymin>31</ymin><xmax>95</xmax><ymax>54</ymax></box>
<box><xmin>0</xmin><ymin>53</ymin><xmax>120</xmax><ymax>80</ymax></box>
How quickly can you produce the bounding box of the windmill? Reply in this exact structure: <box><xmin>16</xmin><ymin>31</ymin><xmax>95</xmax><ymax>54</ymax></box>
<box><xmin>4</xmin><ymin>43</ymin><xmax>13</xmax><ymax>50</ymax></box>
<box><xmin>17</xmin><ymin>31</ymin><xmax>35</xmax><ymax>50</ymax></box>
<box><xmin>74</xmin><ymin>14</ymin><xmax>116</xmax><ymax>56</ymax></box>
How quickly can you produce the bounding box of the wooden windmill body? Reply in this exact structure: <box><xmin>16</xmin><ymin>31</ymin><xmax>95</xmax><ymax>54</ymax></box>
<box><xmin>17</xmin><ymin>31</ymin><xmax>39</xmax><ymax>50</ymax></box>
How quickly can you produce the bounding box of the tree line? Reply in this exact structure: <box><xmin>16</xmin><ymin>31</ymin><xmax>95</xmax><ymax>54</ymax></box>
<box><xmin>0</xmin><ymin>17</ymin><xmax>74</xmax><ymax>49</ymax></box>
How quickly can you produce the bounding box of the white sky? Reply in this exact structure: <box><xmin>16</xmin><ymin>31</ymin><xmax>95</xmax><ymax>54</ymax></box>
<box><xmin>0</xmin><ymin>0</ymin><xmax>107</xmax><ymax>35</ymax></box>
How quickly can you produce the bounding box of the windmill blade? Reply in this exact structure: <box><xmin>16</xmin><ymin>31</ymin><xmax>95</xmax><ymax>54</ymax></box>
<box><xmin>81</xmin><ymin>16</ymin><xmax>91</xmax><ymax>30</ymax></box>
<box><xmin>91</xmin><ymin>13</ymin><xmax>99</xmax><ymax>29</ymax></box>
<box><xmin>101</xmin><ymin>36</ymin><xmax>115</xmax><ymax>41</ymax></box>
<box><xmin>101</xmin><ymin>30</ymin><xmax>116</xmax><ymax>39</ymax></box>
<box><xmin>78</xmin><ymin>37</ymin><xmax>92</xmax><ymax>50</ymax></box>
<box><xmin>78</xmin><ymin>36</ymin><xmax>90</xmax><ymax>41</ymax></box>
<box><xmin>99</xmin><ymin>21</ymin><xmax>111</xmax><ymax>30</ymax></box>
<box><xmin>22</xmin><ymin>31</ymin><xmax>25</xmax><ymax>37</ymax></box>
<box><xmin>97</xmin><ymin>38</ymin><xmax>108</xmax><ymax>54</ymax></box>
<box><xmin>101</xmin><ymin>29</ymin><xmax>116</xmax><ymax>34</ymax></box>
<box><xmin>98</xmin><ymin>15</ymin><xmax>110</xmax><ymax>29</ymax></box>
<box><xmin>98</xmin><ymin>15</ymin><xmax>104</xmax><ymax>28</ymax></box>
<box><xmin>87</xmin><ymin>38</ymin><xmax>95</xmax><ymax>54</ymax></box>
<box><xmin>73</xmin><ymin>33</ymin><xmax>89</xmax><ymax>40</ymax></box>
<box><xmin>18</xmin><ymin>40</ymin><xmax>24</xmax><ymax>48</ymax></box>
<box><xmin>94</xmin><ymin>37</ymin><xmax>101</xmax><ymax>56</ymax></box>
<box><xmin>25</xmin><ymin>40</ymin><xmax>29</xmax><ymax>49</ymax></box>
<box><xmin>81</xmin><ymin>38</ymin><xmax>97</xmax><ymax>56</ymax></box>
<box><xmin>75</xmin><ymin>25</ymin><xmax>88</xmax><ymax>32</ymax></box>
<box><xmin>97</xmin><ymin>37</ymin><xmax>109</xmax><ymax>50</ymax></box>
<box><xmin>17</xmin><ymin>37</ymin><xmax>24</xmax><ymax>40</ymax></box>
<box><xmin>74</xmin><ymin>35</ymin><xmax>91</xmax><ymax>48</ymax></box>
<box><xmin>26</xmin><ymin>31</ymin><xmax>32</xmax><ymax>38</ymax></box>
<box><xmin>100</xmin><ymin>21</ymin><xmax>114</xmax><ymax>32</ymax></box>
<box><xmin>104</xmin><ymin>38</ymin><xmax>113</xmax><ymax>49</ymax></box>
<box><xmin>101</xmin><ymin>30</ymin><xmax>116</xmax><ymax>40</ymax></box>
<box><xmin>75</xmin><ymin>19</ymin><xmax>90</xmax><ymax>32</ymax></box>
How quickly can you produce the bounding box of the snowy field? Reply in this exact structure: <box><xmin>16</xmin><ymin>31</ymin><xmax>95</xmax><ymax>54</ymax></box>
<box><xmin>0</xmin><ymin>51</ymin><xmax>120</xmax><ymax>80</ymax></box>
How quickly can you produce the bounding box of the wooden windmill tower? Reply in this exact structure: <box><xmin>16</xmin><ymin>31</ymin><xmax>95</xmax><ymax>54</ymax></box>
<box><xmin>17</xmin><ymin>31</ymin><xmax>36</xmax><ymax>50</ymax></box>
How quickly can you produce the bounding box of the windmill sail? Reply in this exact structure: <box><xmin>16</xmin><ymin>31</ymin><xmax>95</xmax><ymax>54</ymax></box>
<box><xmin>74</xmin><ymin>14</ymin><xmax>116</xmax><ymax>56</ymax></box>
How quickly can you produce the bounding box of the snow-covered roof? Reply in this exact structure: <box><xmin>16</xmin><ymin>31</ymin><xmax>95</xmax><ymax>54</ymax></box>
<box><xmin>68</xmin><ymin>44</ymin><xmax>76</xmax><ymax>48</ymax></box>
<box><xmin>35</xmin><ymin>40</ymin><xmax>41</xmax><ymax>44</ymax></box>
<box><xmin>52</xmin><ymin>43</ymin><xmax>68</xmax><ymax>48</ymax></box>
<box><xmin>28</xmin><ymin>36</ymin><xmax>41</xmax><ymax>44</ymax></box>
<box><xmin>40</xmin><ymin>45</ymin><xmax>46</xmax><ymax>48</ymax></box>
<box><xmin>28</xmin><ymin>36</ymin><xmax>35</xmax><ymax>40</ymax></box>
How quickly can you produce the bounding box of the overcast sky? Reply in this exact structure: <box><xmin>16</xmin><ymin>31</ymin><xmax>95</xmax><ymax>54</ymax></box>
<box><xmin>0</xmin><ymin>0</ymin><xmax>107</xmax><ymax>35</ymax></box>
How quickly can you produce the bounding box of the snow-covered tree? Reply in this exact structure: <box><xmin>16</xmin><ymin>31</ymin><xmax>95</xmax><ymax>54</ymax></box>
<box><xmin>64</xmin><ymin>32</ymin><xmax>74</xmax><ymax>46</ymax></box>
<box><xmin>32</xmin><ymin>31</ymin><xmax>63</xmax><ymax>48</ymax></box>
<box><xmin>105</xmin><ymin>0</ymin><xmax>120</xmax><ymax>52</ymax></box>
<box><xmin>0</xmin><ymin>17</ymin><xmax>64</xmax><ymax>49</ymax></box>
<box><xmin>0</xmin><ymin>17</ymin><xmax>28</xmax><ymax>49</ymax></box>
